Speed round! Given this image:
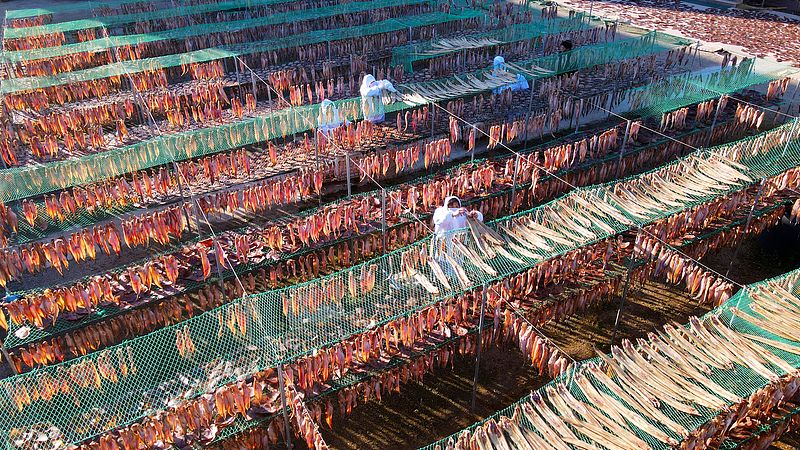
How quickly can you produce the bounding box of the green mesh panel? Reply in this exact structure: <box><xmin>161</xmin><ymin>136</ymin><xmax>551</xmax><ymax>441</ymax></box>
<box><xmin>5</xmin><ymin>0</ymin><xmax>157</xmax><ymax>20</ymax></box>
<box><xmin>1</xmin><ymin>9</ymin><xmax>480</xmax><ymax>94</ymax></box>
<box><xmin>5</xmin><ymin>0</ymin><xmax>411</xmax><ymax>38</ymax></box>
<box><xmin>512</xmin><ymin>29</ymin><xmax>693</xmax><ymax>79</ymax></box>
<box><xmin>4</xmin><ymin>0</ymin><xmax>433</xmax><ymax>63</ymax></box>
<box><xmin>390</xmin><ymin>12</ymin><xmax>596</xmax><ymax>71</ymax></box>
<box><xmin>2</xmin><ymin>40</ymin><xmax>789</xmax><ymax>204</ymax></box>
<box><xmin>1</xmin><ymin>114</ymin><xmax>799</xmax><ymax>450</ymax></box>
<box><xmin>417</xmin><ymin>264</ymin><xmax>800</xmax><ymax>450</ymax></box>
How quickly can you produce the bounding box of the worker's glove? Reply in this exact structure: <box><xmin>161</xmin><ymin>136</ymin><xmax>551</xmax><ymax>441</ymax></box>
<box><xmin>377</xmin><ymin>80</ymin><xmax>398</xmax><ymax>93</ymax></box>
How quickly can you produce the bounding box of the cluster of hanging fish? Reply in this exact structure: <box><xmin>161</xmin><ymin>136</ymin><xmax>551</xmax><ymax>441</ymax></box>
<box><xmin>285</xmin><ymin>379</ymin><xmax>329</xmax><ymax>450</ymax></box>
<box><xmin>397</xmin><ymin>107</ymin><xmax>429</xmax><ymax>134</ymax></box>
<box><xmin>695</xmin><ymin>97</ymin><xmax>719</xmax><ymax>123</ymax></box>
<box><xmin>734</xmin><ymin>103</ymin><xmax>766</xmax><ymax>130</ymax></box>
<box><xmin>660</xmin><ymin>106</ymin><xmax>689</xmax><ymax>132</ymax></box>
<box><xmin>634</xmin><ymin>232</ymin><xmax>735</xmax><ymax>306</ymax></box>
<box><xmin>9</xmin><ymin>279</ymin><xmax>234</xmax><ymax>373</ymax></box>
<box><xmin>766</xmin><ymin>77</ymin><xmax>792</xmax><ymax>101</ymax></box>
<box><xmin>423</xmin><ymin>138</ymin><xmax>452</xmax><ymax>169</ymax></box>
<box><xmin>3</xmin><ymin>345</ymin><xmax>136</xmax><ymax>413</ymax></box>
<box><xmin>0</xmin><ymin>221</ymin><xmax>123</xmax><ymax>286</ymax></box>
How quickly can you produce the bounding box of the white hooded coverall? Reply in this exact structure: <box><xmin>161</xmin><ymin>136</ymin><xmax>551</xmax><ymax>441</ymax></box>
<box><xmin>317</xmin><ymin>99</ymin><xmax>345</xmax><ymax>135</ymax></box>
<box><xmin>360</xmin><ymin>74</ymin><xmax>397</xmax><ymax>123</ymax></box>
<box><xmin>432</xmin><ymin>196</ymin><xmax>484</xmax><ymax>265</ymax></box>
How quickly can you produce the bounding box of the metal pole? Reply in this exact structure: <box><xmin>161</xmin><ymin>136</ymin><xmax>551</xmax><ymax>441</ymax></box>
<box><xmin>692</xmin><ymin>41</ymin><xmax>700</xmax><ymax>69</ymax></box>
<box><xmin>234</xmin><ymin>59</ymin><xmax>244</xmax><ymax>103</ymax></box>
<box><xmin>781</xmin><ymin>120</ymin><xmax>799</xmax><ymax>158</ymax></box>
<box><xmin>170</xmin><ymin>160</ymin><xmax>194</xmax><ymax>233</ymax></box>
<box><xmin>213</xmin><ymin>238</ymin><xmax>227</xmax><ymax>302</ymax></box>
<box><xmin>431</xmin><ymin>103</ymin><xmax>436</xmax><ymax>138</ymax></box>
<box><xmin>315</xmin><ymin>132</ymin><xmax>322</xmax><ymax>208</ymax></box>
<box><xmin>471</xmin><ymin>128</ymin><xmax>476</xmax><ymax>163</ymax></box>
<box><xmin>705</xmin><ymin>94</ymin><xmax>725</xmax><ymax>148</ymax></box>
<box><xmin>381</xmin><ymin>189</ymin><xmax>387</xmax><ymax>254</ymax></box>
<box><xmin>610</xmin><ymin>227</ymin><xmax>639</xmax><ymax>346</ymax></box>
<box><xmin>511</xmin><ymin>154</ymin><xmax>519</xmax><ymax>213</ymax></box>
<box><xmin>192</xmin><ymin>199</ymin><xmax>203</xmax><ymax>236</ymax></box>
<box><xmin>0</xmin><ymin>340</ymin><xmax>18</xmax><ymax>375</ymax></box>
<box><xmin>615</xmin><ymin>120</ymin><xmax>632</xmax><ymax>178</ymax></box>
<box><xmin>251</xmin><ymin>70</ymin><xmax>257</xmax><ymax>101</ymax></box>
<box><xmin>277</xmin><ymin>363</ymin><xmax>294</xmax><ymax>450</ymax></box>
<box><xmin>725</xmin><ymin>179</ymin><xmax>766</xmax><ymax>278</ymax></box>
<box><xmin>346</xmin><ymin>154</ymin><xmax>352</xmax><ymax>197</ymax></box>
<box><xmin>471</xmin><ymin>284</ymin><xmax>488</xmax><ymax>412</ymax></box>
<box><xmin>267</xmin><ymin>82</ymin><xmax>274</xmax><ymax>113</ymax></box>
<box><xmin>524</xmin><ymin>84</ymin><xmax>536</xmax><ymax>148</ymax></box>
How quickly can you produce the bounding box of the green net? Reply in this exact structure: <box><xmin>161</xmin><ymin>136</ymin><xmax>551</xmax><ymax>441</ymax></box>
<box><xmin>4</xmin><ymin>0</ymin><xmax>400</xmax><ymax>38</ymax></box>
<box><xmin>511</xmin><ymin>29</ymin><xmax>692</xmax><ymax>79</ymax></box>
<box><xmin>418</xmin><ymin>265</ymin><xmax>800</xmax><ymax>450</ymax></box>
<box><xmin>2</xmin><ymin>111</ymin><xmax>799</xmax><ymax>450</ymax></box>
<box><xmin>1</xmin><ymin>9</ymin><xmax>480</xmax><ymax>94</ymax></box>
<box><xmin>390</xmin><ymin>12</ymin><xmax>596</xmax><ymax>71</ymax></box>
<box><xmin>5</xmin><ymin>0</ymin><xmax>158</xmax><ymax>20</ymax></box>
<box><xmin>0</xmin><ymin>31</ymin><xmax>764</xmax><ymax>204</ymax></box>
<box><xmin>1</xmin><ymin>106</ymin><xmax>760</xmax><ymax>349</ymax></box>
<box><xmin>3</xmin><ymin>0</ymin><xmax>433</xmax><ymax>63</ymax></box>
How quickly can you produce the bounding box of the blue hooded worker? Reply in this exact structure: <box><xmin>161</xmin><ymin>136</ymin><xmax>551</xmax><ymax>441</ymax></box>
<box><xmin>492</xmin><ymin>56</ymin><xmax>529</xmax><ymax>94</ymax></box>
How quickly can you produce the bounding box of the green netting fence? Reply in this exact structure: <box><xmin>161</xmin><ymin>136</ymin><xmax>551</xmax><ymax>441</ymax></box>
<box><xmin>3</xmin><ymin>0</ymin><xmax>433</xmax><ymax>63</ymax></box>
<box><xmin>5</xmin><ymin>0</ymin><xmax>159</xmax><ymax>20</ymax></box>
<box><xmin>417</xmin><ymin>266</ymin><xmax>800</xmax><ymax>450</ymax></box>
<box><xmin>0</xmin><ymin>107</ymin><xmax>798</xmax><ymax>450</ymax></box>
<box><xmin>0</xmin><ymin>31</ymin><xmax>749</xmax><ymax>204</ymax></box>
<box><xmin>510</xmin><ymin>28</ymin><xmax>690</xmax><ymax>80</ymax></box>
<box><xmin>0</xmin><ymin>104</ymin><xmax>759</xmax><ymax>348</ymax></box>
<box><xmin>1</xmin><ymin>8</ymin><xmax>482</xmax><ymax>94</ymax></box>
<box><xmin>390</xmin><ymin>11</ymin><xmax>596</xmax><ymax>71</ymax></box>
<box><xmin>4</xmin><ymin>0</ymin><xmax>393</xmax><ymax>38</ymax></box>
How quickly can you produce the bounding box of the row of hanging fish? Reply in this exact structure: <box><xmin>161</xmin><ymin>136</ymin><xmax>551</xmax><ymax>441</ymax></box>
<box><xmin>766</xmin><ymin>77</ymin><xmax>792</xmax><ymax>101</ymax></box>
<box><xmin>445</xmin><ymin>288</ymin><xmax>800</xmax><ymax>450</ymax></box>
<box><xmin>3</xmin><ymin>149</ymin><xmax>249</xmax><ymax>235</ymax></box>
<box><xmin>0</xmin><ymin>222</ymin><xmax>125</xmax><ymax>287</ymax></box>
<box><xmin>634</xmin><ymin>232</ymin><xmax>735</xmax><ymax>306</ymax></box>
<box><xmin>734</xmin><ymin>103</ymin><xmax>766</xmax><ymax>129</ymax></box>
<box><xmin>660</xmin><ymin>106</ymin><xmax>689</xmax><ymax>132</ymax></box>
<box><xmin>284</xmin><ymin>379</ymin><xmax>329</xmax><ymax>450</ymax></box>
<box><xmin>0</xmin><ymin>204</ymin><xmax>185</xmax><ymax>285</ymax></box>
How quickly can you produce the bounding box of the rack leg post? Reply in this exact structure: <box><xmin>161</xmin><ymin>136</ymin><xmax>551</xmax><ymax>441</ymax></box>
<box><xmin>381</xmin><ymin>189</ymin><xmax>387</xmax><ymax>254</ymax></box>
<box><xmin>471</xmin><ymin>284</ymin><xmax>488</xmax><ymax>412</ymax></box>
<box><xmin>610</xmin><ymin>227</ymin><xmax>639</xmax><ymax>347</ymax></box>
<box><xmin>346</xmin><ymin>154</ymin><xmax>352</xmax><ymax>197</ymax></box>
<box><xmin>278</xmin><ymin>363</ymin><xmax>294</xmax><ymax>450</ymax></box>
<box><xmin>705</xmin><ymin>94</ymin><xmax>725</xmax><ymax>148</ymax></box>
<box><xmin>726</xmin><ymin>179</ymin><xmax>766</xmax><ymax>278</ymax></box>
<box><xmin>615</xmin><ymin>119</ymin><xmax>632</xmax><ymax>178</ymax></box>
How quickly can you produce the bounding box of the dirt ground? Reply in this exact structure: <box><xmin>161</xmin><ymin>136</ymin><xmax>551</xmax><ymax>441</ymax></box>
<box><xmin>311</xmin><ymin>229</ymin><xmax>800</xmax><ymax>450</ymax></box>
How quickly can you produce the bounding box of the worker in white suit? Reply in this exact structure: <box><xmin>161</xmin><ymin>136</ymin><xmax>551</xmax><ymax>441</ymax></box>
<box><xmin>432</xmin><ymin>196</ymin><xmax>483</xmax><ymax>270</ymax></box>
<box><xmin>492</xmin><ymin>56</ymin><xmax>529</xmax><ymax>94</ymax></box>
<box><xmin>360</xmin><ymin>74</ymin><xmax>397</xmax><ymax>123</ymax></box>
<box><xmin>433</xmin><ymin>196</ymin><xmax>483</xmax><ymax>234</ymax></box>
<box><xmin>317</xmin><ymin>99</ymin><xmax>345</xmax><ymax>135</ymax></box>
